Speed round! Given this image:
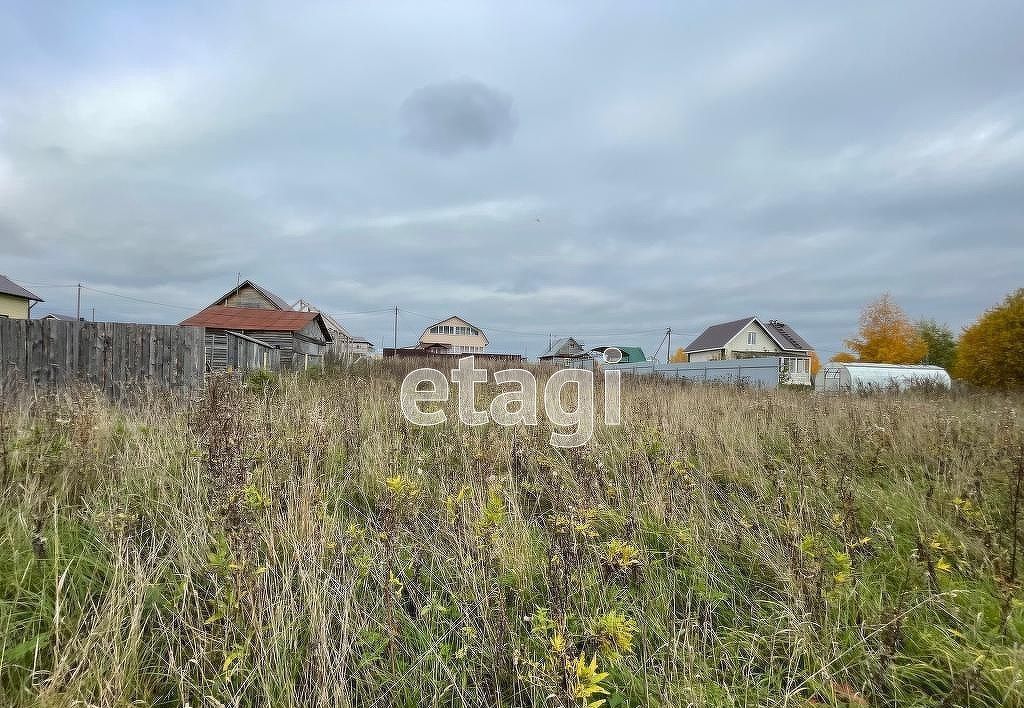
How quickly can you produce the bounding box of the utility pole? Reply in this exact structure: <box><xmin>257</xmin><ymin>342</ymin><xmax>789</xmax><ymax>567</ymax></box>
<box><xmin>652</xmin><ymin>327</ymin><xmax>671</xmax><ymax>363</ymax></box>
<box><xmin>76</xmin><ymin>283</ymin><xmax>81</xmax><ymax>321</ymax></box>
<box><xmin>667</xmin><ymin>327</ymin><xmax>672</xmax><ymax>362</ymax></box>
<box><xmin>393</xmin><ymin>305</ymin><xmax>399</xmax><ymax>356</ymax></box>
<box><xmin>91</xmin><ymin>307</ymin><xmax>95</xmax><ymax>322</ymax></box>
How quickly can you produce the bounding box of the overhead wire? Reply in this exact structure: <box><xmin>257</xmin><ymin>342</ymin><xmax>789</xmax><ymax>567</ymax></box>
<box><xmin>399</xmin><ymin>307</ymin><xmax>686</xmax><ymax>339</ymax></box>
<box><xmin>17</xmin><ymin>282</ymin><xmax>836</xmax><ymax>352</ymax></box>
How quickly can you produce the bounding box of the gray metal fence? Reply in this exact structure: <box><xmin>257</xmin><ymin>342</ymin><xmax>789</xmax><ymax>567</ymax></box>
<box><xmin>603</xmin><ymin>356</ymin><xmax>783</xmax><ymax>388</ymax></box>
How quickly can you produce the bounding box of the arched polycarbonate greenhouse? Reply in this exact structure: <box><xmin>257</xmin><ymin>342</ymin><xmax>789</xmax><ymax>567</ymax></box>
<box><xmin>815</xmin><ymin>362</ymin><xmax>951</xmax><ymax>392</ymax></box>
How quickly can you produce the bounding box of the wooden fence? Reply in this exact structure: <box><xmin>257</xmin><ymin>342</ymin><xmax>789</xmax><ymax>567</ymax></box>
<box><xmin>205</xmin><ymin>330</ymin><xmax>281</xmax><ymax>372</ymax></box>
<box><xmin>0</xmin><ymin>319</ymin><xmax>205</xmax><ymax>395</ymax></box>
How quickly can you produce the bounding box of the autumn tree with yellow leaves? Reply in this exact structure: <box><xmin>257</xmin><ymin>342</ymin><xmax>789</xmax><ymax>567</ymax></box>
<box><xmin>669</xmin><ymin>347</ymin><xmax>687</xmax><ymax>363</ymax></box>
<box><xmin>841</xmin><ymin>293</ymin><xmax>927</xmax><ymax>364</ymax></box>
<box><xmin>955</xmin><ymin>288</ymin><xmax>1024</xmax><ymax>390</ymax></box>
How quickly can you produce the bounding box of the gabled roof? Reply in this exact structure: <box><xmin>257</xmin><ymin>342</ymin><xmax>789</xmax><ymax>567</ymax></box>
<box><xmin>684</xmin><ymin>316</ymin><xmax>812</xmax><ymax>354</ymax></box>
<box><xmin>210</xmin><ymin>279</ymin><xmax>291</xmax><ymax>310</ymax></box>
<box><xmin>0</xmin><ymin>274</ymin><xmax>43</xmax><ymax>302</ymax></box>
<box><xmin>764</xmin><ymin>320</ymin><xmax>812</xmax><ymax>351</ymax></box>
<box><xmin>41</xmin><ymin>313</ymin><xmax>79</xmax><ymax>321</ymax></box>
<box><xmin>420</xmin><ymin>315</ymin><xmax>489</xmax><ymax>346</ymax></box>
<box><xmin>180</xmin><ymin>306</ymin><xmax>332</xmax><ymax>342</ymax></box>
<box><xmin>292</xmin><ymin>299</ymin><xmax>372</xmax><ymax>346</ymax></box>
<box><xmin>684</xmin><ymin>316</ymin><xmax>755</xmax><ymax>353</ymax></box>
<box><xmin>539</xmin><ymin>337</ymin><xmax>587</xmax><ymax>359</ymax></box>
<box><xmin>591</xmin><ymin>345</ymin><xmax>647</xmax><ymax>363</ymax></box>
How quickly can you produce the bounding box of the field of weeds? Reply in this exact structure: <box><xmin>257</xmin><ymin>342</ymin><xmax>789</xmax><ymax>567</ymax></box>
<box><xmin>1</xmin><ymin>363</ymin><xmax>1023</xmax><ymax>707</ymax></box>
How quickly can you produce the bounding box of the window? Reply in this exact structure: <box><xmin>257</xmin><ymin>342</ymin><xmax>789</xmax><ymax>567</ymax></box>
<box><xmin>747</xmin><ymin>332</ymin><xmax>756</xmax><ymax>345</ymax></box>
<box><xmin>781</xmin><ymin>357</ymin><xmax>808</xmax><ymax>375</ymax></box>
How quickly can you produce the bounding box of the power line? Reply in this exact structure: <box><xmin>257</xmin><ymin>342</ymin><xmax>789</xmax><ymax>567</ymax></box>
<box><xmin>19</xmin><ymin>282</ymin><xmax>716</xmax><ymax>345</ymax></box>
<box><xmin>329</xmin><ymin>307</ymin><xmax>396</xmax><ymax>316</ymax></box>
<box><xmin>399</xmin><ymin>308</ymin><xmax>681</xmax><ymax>339</ymax></box>
<box><xmin>80</xmin><ymin>285</ymin><xmax>198</xmax><ymax>311</ymax></box>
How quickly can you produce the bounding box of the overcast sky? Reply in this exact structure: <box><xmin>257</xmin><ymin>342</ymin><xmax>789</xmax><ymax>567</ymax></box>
<box><xmin>1</xmin><ymin>2</ymin><xmax>1022</xmax><ymax>358</ymax></box>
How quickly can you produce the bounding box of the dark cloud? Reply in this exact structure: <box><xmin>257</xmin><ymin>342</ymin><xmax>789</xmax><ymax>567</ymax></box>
<box><xmin>399</xmin><ymin>79</ymin><xmax>516</xmax><ymax>156</ymax></box>
<box><xmin>0</xmin><ymin>2</ymin><xmax>1022</xmax><ymax>357</ymax></box>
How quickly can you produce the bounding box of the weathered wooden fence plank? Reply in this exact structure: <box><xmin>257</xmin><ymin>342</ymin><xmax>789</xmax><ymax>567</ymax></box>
<box><xmin>0</xmin><ymin>321</ymin><xmax>206</xmax><ymax>396</ymax></box>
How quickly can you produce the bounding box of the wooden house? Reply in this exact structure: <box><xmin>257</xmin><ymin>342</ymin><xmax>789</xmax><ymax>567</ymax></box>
<box><xmin>209</xmin><ymin>279</ymin><xmax>293</xmax><ymax>310</ymax></box>
<box><xmin>293</xmin><ymin>299</ymin><xmax>375</xmax><ymax>357</ymax></box>
<box><xmin>539</xmin><ymin>337</ymin><xmax>592</xmax><ymax>367</ymax></box>
<box><xmin>180</xmin><ymin>306</ymin><xmax>332</xmax><ymax>370</ymax></box>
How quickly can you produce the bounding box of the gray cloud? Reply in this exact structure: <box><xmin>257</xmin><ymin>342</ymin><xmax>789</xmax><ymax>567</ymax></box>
<box><xmin>0</xmin><ymin>2</ymin><xmax>1021</xmax><ymax>357</ymax></box>
<box><xmin>399</xmin><ymin>79</ymin><xmax>516</xmax><ymax>156</ymax></box>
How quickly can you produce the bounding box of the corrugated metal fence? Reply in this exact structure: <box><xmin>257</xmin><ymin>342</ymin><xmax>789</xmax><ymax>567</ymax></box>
<box><xmin>603</xmin><ymin>356</ymin><xmax>783</xmax><ymax>388</ymax></box>
<box><xmin>0</xmin><ymin>319</ymin><xmax>208</xmax><ymax>395</ymax></box>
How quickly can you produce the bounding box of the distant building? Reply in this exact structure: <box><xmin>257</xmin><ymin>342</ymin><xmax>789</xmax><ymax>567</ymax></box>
<box><xmin>180</xmin><ymin>306</ymin><xmax>333</xmax><ymax>370</ymax></box>
<box><xmin>183</xmin><ymin>279</ymin><xmax>333</xmax><ymax>369</ymax></box>
<box><xmin>591</xmin><ymin>345</ymin><xmax>648</xmax><ymax>364</ymax></box>
<box><xmin>539</xmin><ymin>337</ymin><xmax>591</xmax><ymax>366</ymax></box>
<box><xmin>292</xmin><ymin>299</ymin><xmax>375</xmax><ymax>357</ymax></box>
<box><xmin>39</xmin><ymin>313</ymin><xmax>82</xmax><ymax>322</ymax></box>
<box><xmin>417</xmin><ymin>315</ymin><xmax>488</xmax><ymax>354</ymax></box>
<box><xmin>209</xmin><ymin>279</ymin><xmax>292</xmax><ymax>310</ymax></box>
<box><xmin>0</xmin><ymin>274</ymin><xmax>43</xmax><ymax>319</ymax></box>
<box><xmin>684</xmin><ymin>316</ymin><xmax>813</xmax><ymax>385</ymax></box>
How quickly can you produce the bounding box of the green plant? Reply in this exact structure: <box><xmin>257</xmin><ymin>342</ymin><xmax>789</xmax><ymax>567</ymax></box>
<box><xmin>0</xmin><ymin>368</ymin><xmax>1022</xmax><ymax>706</ymax></box>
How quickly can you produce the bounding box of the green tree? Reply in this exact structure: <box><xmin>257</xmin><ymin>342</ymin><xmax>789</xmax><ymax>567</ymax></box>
<box><xmin>917</xmin><ymin>319</ymin><xmax>957</xmax><ymax>370</ymax></box>
<box><xmin>955</xmin><ymin>288</ymin><xmax>1024</xmax><ymax>390</ymax></box>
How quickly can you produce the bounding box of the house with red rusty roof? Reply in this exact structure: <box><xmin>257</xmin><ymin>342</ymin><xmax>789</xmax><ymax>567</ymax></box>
<box><xmin>180</xmin><ymin>304</ymin><xmax>333</xmax><ymax>370</ymax></box>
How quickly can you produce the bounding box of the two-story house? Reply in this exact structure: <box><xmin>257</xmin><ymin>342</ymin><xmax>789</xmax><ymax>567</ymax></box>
<box><xmin>417</xmin><ymin>316</ymin><xmax>488</xmax><ymax>354</ymax></box>
<box><xmin>684</xmin><ymin>316</ymin><xmax>814</xmax><ymax>385</ymax></box>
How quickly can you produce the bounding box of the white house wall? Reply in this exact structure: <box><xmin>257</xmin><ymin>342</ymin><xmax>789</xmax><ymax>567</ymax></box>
<box><xmin>725</xmin><ymin>320</ymin><xmax>782</xmax><ymax>356</ymax></box>
<box><xmin>688</xmin><ymin>350</ymin><xmax>722</xmax><ymax>362</ymax></box>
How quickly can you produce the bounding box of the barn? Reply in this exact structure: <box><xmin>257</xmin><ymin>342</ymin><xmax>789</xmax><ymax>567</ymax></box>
<box><xmin>179</xmin><ymin>306</ymin><xmax>333</xmax><ymax>370</ymax></box>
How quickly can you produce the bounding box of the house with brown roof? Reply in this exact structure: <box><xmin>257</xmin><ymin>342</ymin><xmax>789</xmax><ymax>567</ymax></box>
<box><xmin>684</xmin><ymin>317</ymin><xmax>814</xmax><ymax>385</ymax></box>
<box><xmin>0</xmin><ymin>274</ymin><xmax>43</xmax><ymax>320</ymax></box>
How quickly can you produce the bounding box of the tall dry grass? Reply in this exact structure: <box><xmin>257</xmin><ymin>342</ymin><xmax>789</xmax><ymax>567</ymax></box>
<box><xmin>1</xmin><ymin>364</ymin><xmax>1022</xmax><ymax>707</ymax></box>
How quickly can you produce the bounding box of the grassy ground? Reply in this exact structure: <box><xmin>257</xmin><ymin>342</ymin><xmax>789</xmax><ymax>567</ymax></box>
<box><xmin>1</xmin><ymin>364</ymin><xmax>1023</xmax><ymax>707</ymax></box>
